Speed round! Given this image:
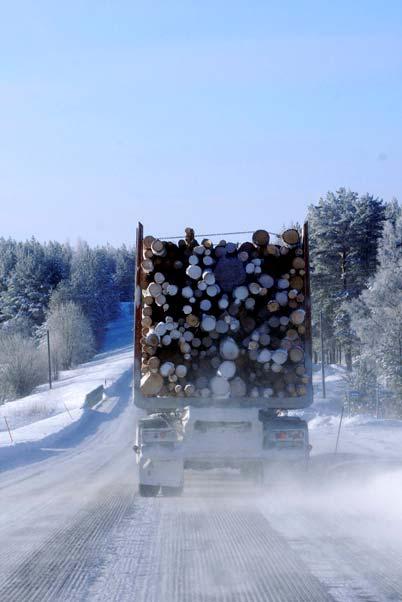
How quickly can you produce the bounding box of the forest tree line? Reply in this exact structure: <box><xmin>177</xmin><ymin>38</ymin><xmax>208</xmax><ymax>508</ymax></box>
<box><xmin>308</xmin><ymin>189</ymin><xmax>402</xmax><ymax>403</ymax></box>
<box><xmin>0</xmin><ymin>240</ymin><xmax>134</xmax><ymax>401</ymax></box>
<box><xmin>1</xmin><ymin>189</ymin><xmax>401</xmax><ymax>406</ymax></box>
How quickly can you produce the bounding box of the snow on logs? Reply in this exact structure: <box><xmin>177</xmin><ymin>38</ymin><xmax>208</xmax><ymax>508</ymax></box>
<box><xmin>139</xmin><ymin>227</ymin><xmax>308</xmax><ymax>400</ymax></box>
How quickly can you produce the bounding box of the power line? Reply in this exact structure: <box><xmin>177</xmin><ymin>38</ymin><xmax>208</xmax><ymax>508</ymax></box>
<box><xmin>156</xmin><ymin>230</ymin><xmax>281</xmax><ymax>240</ymax></box>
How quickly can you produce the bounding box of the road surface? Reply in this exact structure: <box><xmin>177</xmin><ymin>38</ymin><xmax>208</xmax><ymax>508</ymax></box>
<box><xmin>1</xmin><ymin>371</ymin><xmax>402</xmax><ymax>602</ymax></box>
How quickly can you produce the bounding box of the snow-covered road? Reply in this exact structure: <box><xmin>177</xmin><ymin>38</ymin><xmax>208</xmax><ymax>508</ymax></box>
<box><xmin>1</xmin><ymin>363</ymin><xmax>402</xmax><ymax>602</ymax></box>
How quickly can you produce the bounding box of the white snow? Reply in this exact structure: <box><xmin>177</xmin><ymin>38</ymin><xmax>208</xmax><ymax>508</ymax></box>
<box><xmin>298</xmin><ymin>363</ymin><xmax>402</xmax><ymax>459</ymax></box>
<box><xmin>0</xmin><ymin>302</ymin><xmax>133</xmax><ymax>448</ymax></box>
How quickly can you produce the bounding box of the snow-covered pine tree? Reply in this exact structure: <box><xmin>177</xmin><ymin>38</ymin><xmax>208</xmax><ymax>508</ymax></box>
<box><xmin>44</xmin><ymin>241</ymin><xmax>72</xmax><ymax>288</ymax></box>
<box><xmin>0</xmin><ymin>238</ymin><xmax>18</xmax><ymax>298</ymax></box>
<box><xmin>308</xmin><ymin>189</ymin><xmax>386</xmax><ymax>369</ymax></box>
<box><xmin>68</xmin><ymin>242</ymin><xmax>120</xmax><ymax>342</ymax></box>
<box><xmin>114</xmin><ymin>245</ymin><xmax>135</xmax><ymax>301</ymax></box>
<box><xmin>0</xmin><ymin>238</ymin><xmax>53</xmax><ymax>327</ymax></box>
<box><xmin>348</xmin><ymin>204</ymin><xmax>402</xmax><ymax>405</ymax></box>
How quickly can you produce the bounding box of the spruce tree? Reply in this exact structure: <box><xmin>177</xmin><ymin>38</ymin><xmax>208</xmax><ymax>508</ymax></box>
<box><xmin>349</xmin><ymin>206</ymin><xmax>402</xmax><ymax>402</ymax></box>
<box><xmin>308</xmin><ymin>188</ymin><xmax>386</xmax><ymax>369</ymax></box>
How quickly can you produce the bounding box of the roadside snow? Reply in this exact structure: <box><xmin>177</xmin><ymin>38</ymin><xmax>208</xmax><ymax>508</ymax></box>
<box><xmin>0</xmin><ymin>303</ymin><xmax>133</xmax><ymax>448</ymax></box>
<box><xmin>299</xmin><ymin>364</ymin><xmax>402</xmax><ymax>459</ymax></box>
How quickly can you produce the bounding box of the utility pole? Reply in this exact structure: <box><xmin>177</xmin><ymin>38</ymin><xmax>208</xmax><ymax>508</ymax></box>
<box><xmin>47</xmin><ymin>329</ymin><xmax>52</xmax><ymax>390</ymax></box>
<box><xmin>335</xmin><ymin>404</ymin><xmax>344</xmax><ymax>454</ymax></box>
<box><xmin>320</xmin><ymin>310</ymin><xmax>326</xmax><ymax>399</ymax></box>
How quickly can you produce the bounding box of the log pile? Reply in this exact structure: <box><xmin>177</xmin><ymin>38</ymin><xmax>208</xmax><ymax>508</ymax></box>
<box><xmin>139</xmin><ymin>228</ymin><xmax>309</xmax><ymax>400</ymax></box>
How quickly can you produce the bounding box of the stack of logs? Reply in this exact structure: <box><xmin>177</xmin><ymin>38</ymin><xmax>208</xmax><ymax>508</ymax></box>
<box><xmin>139</xmin><ymin>227</ymin><xmax>309</xmax><ymax>400</ymax></box>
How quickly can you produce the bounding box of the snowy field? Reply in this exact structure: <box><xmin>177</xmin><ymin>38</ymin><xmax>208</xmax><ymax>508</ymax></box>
<box><xmin>301</xmin><ymin>364</ymin><xmax>402</xmax><ymax>460</ymax></box>
<box><xmin>0</xmin><ymin>302</ymin><xmax>133</xmax><ymax>447</ymax></box>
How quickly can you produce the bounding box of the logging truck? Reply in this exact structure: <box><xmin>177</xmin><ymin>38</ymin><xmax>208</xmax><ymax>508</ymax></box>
<box><xmin>133</xmin><ymin>224</ymin><xmax>313</xmax><ymax>497</ymax></box>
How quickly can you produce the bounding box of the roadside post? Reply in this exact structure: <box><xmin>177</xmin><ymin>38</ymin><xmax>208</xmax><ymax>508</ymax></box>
<box><xmin>3</xmin><ymin>417</ymin><xmax>13</xmax><ymax>443</ymax></box>
<box><xmin>63</xmin><ymin>402</ymin><xmax>74</xmax><ymax>421</ymax></box>
<box><xmin>47</xmin><ymin>329</ymin><xmax>52</xmax><ymax>390</ymax></box>
<box><xmin>334</xmin><ymin>404</ymin><xmax>345</xmax><ymax>455</ymax></box>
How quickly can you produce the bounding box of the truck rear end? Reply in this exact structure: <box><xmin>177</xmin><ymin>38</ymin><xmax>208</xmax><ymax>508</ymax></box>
<box><xmin>133</xmin><ymin>225</ymin><xmax>312</xmax><ymax>496</ymax></box>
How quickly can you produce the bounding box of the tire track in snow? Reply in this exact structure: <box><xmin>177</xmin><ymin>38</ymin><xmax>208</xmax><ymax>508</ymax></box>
<box><xmin>154</xmin><ymin>502</ymin><xmax>333</xmax><ymax>602</ymax></box>
<box><xmin>259</xmin><ymin>501</ymin><xmax>402</xmax><ymax>602</ymax></box>
<box><xmin>0</xmin><ymin>384</ymin><xmax>137</xmax><ymax>594</ymax></box>
<box><xmin>87</xmin><ymin>475</ymin><xmax>334</xmax><ymax>602</ymax></box>
<box><xmin>0</xmin><ymin>484</ymin><xmax>135</xmax><ymax>602</ymax></box>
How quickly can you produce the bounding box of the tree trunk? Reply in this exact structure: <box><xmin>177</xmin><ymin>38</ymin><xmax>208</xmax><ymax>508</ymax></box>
<box><xmin>345</xmin><ymin>346</ymin><xmax>352</xmax><ymax>372</ymax></box>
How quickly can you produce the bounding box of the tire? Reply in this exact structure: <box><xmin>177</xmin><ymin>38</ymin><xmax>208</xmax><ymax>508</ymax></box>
<box><xmin>161</xmin><ymin>485</ymin><xmax>183</xmax><ymax>497</ymax></box>
<box><xmin>139</xmin><ymin>484</ymin><xmax>160</xmax><ymax>497</ymax></box>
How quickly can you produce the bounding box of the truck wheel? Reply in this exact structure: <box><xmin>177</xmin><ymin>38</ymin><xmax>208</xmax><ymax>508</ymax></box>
<box><xmin>139</xmin><ymin>484</ymin><xmax>160</xmax><ymax>497</ymax></box>
<box><xmin>161</xmin><ymin>485</ymin><xmax>183</xmax><ymax>497</ymax></box>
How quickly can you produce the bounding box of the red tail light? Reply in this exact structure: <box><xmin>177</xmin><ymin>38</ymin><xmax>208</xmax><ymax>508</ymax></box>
<box><xmin>274</xmin><ymin>430</ymin><xmax>304</xmax><ymax>441</ymax></box>
<box><xmin>275</xmin><ymin>431</ymin><xmax>287</xmax><ymax>440</ymax></box>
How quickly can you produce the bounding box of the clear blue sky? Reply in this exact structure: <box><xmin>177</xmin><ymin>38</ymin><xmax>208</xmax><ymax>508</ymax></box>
<box><xmin>1</xmin><ymin>1</ymin><xmax>401</xmax><ymax>246</ymax></box>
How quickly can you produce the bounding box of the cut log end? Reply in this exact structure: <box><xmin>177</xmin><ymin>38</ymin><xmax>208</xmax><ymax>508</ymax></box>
<box><xmin>252</xmin><ymin>229</ymin><xmax>270</xmax><ymax>247</ymax></box>
<box><xmin>282</xmin><ymin>228</ymin><xmax>300</xmax><ymax>247</ymax></box>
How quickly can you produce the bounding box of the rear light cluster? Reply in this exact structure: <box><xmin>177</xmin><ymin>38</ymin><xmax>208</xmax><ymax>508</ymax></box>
<box><xmin>142</xmin><ymin>429</ymin><xmax>177</xmax><ymax>444</ymax></box>
<box><xmin>265</xmin><ymin>429</ymin><xmax>306</xmax><ymax>449</ymax></box>
<box><xmin>274</xmin><ymin>430</ymin><xmax>304</xmax><ymax>441</ymax></box>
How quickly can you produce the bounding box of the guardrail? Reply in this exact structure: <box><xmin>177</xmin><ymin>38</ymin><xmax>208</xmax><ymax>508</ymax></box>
<box><xmin>84</xmin><ymin>385</ymin><xmax>105</xmax><ymax>408</ymax></box>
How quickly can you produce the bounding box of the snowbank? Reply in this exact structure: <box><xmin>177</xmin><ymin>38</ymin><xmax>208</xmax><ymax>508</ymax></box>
<box><xmin>0</xmin><ymin>303</ymin><xmax>133</xmax><ymax>448</ymax></box>
<box><xmin>302</xmin><ymin>364</ymin><xmax>402</xmax><ymax>459</ymax></box>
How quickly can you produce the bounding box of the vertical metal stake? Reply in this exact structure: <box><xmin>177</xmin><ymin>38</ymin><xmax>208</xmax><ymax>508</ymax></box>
<box><xmin>4</xmin><ymin>417</ymin><xmax>13</xmax><ymax>443</ymax></box>
<box><xmin>47</xmin><ymin>329</ymin><xmax>52</xmax><ymax>390</ymax></box>
<box><xmin>63</xmin><ymin>402</ymin><xmax>74</xmax><ymax>421</ymax></box>
<box><xmin>320</xmin><ymin>310</ymin><xmax>326</xmax><ymax>399</ymax></box>
<box><xmin>335</xmin><ymin>405</ymin><xmax>344</xmax><ymax>455</ymax></box>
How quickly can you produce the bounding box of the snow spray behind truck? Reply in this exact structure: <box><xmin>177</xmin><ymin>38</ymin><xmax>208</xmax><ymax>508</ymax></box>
<box><xmin>133</xmin><ymin>224</ymin><xmax>312</xmax><ymax>496</ymax></box>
